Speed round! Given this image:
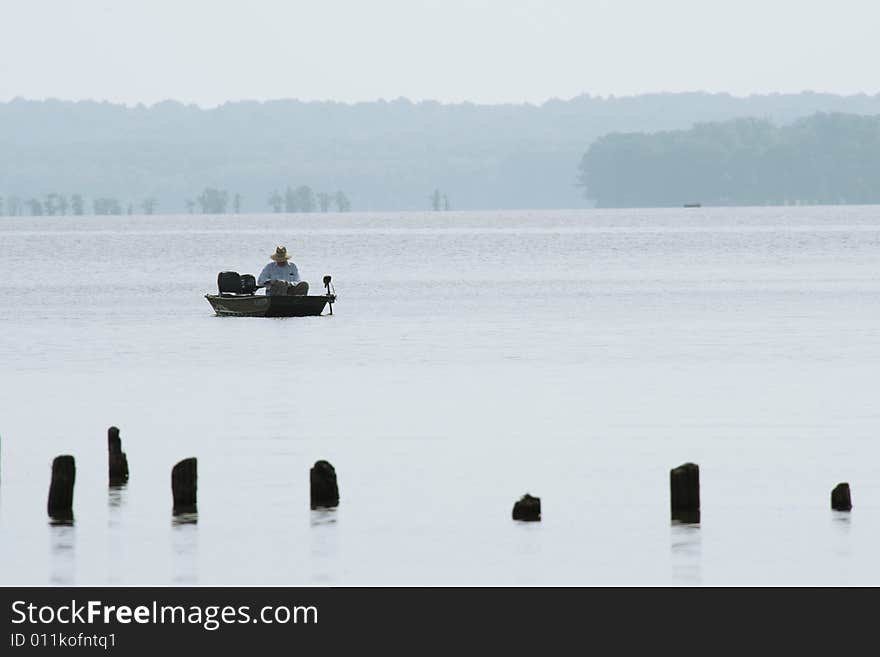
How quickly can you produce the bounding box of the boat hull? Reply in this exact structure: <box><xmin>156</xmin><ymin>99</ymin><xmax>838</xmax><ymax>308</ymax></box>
<box><xmin>205</xmin><ymin>294</ymin><xmax>330</xmax><ymax>317</ymax></box>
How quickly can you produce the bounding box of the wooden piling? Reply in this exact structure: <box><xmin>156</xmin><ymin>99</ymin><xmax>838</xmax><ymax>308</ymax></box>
<box><xmin>107</xmin><ymin>426</ymin><xmax>129</xmax><ymax>486</ymax></box>
<box><xmin>47</xmin><ymin>455</ymin><xmax>76</xmax><ymax>519</ymax></box>
<box><xmin>512</xmin><ymin>493</ymin><xmax>541</xmax><ymax>521</ymax></box>
<box><xmin>670</xmin><ymin>462</ymin><xmax>700</xmax><ymax>523</ymax></box>
<box><xmin>172</xmin><ymin>458</ymin><xmax>197</xmax><ymax>513</ymax></box>
<box><xmin>310</xmin><ymin>460</ymin><xmax>339</xmax><ymax>509</ymax></box>
<box><xmin>831</xmin><ymin>482</ymin><xmax>852</xmax><ymax>511</ymax></box>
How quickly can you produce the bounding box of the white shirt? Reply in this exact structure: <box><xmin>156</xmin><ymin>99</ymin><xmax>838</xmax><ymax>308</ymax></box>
<box><xmin>258</xmin><ymin>261</ymin><xmax>301</xmax><ymax>295</ymax></box>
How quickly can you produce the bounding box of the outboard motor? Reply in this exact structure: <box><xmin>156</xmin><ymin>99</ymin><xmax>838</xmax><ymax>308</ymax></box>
<box><xmin>323</xmin><ymin>274</ymin><xmax>336</xmax><ymax>314</ymax></box>
<box><xmin>217</xmin><ymin>271</ymin><xmax>242</xmax><ymax>295</ymax></box>
<box><xmin>240</xmin><ymin>274</ymin><xmax>257</xmax><ymax>295</ymax></box>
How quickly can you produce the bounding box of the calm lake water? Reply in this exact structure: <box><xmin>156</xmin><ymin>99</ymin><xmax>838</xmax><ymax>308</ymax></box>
<box><xmin>2</xmin><ymin>207</ymin><xmax>880</xmax><ymax>585</ymax></box>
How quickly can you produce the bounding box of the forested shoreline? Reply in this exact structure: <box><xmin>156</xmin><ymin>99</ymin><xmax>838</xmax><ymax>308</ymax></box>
<box><xmin>4</xmin><ymin>92</ymin><xmax>880</xmax><ymax>213</ymax></box>
<box><xmin>579</xmin><ymin>113</ymin><xmax>880</xmax><ymax>208</ymax></box>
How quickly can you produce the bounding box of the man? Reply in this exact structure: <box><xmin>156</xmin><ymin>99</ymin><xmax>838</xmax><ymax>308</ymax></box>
<box><xmin>258</xmin><ymin>246</ymin><xmax>310</xmax><ymax>296</ymax></box>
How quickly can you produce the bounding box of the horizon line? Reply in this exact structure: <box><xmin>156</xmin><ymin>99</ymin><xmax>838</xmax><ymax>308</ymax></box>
<box><xmin>3</xmin><ymin>89</ymin><xmax>880</xmax><ymax>110</ymax></box>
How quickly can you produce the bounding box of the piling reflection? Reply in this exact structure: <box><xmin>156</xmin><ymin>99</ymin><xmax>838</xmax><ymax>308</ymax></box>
<box><xmin>48</xmin><ymin>521</ymin><xmax>75</xmax><ymax>585</ymax></box>
<box><xmin>172</xmin><ymin>511</ymin><xmax>198</xmax><ymax>526</ymax></box>
<box><xmin>310</xmin><ymin>508</ymin><xmax>338</xmax><ymax>584</ymax></box>
<box><xmin>310</xmin><ymin>508</ymin><xmax>338</xmax><ymax>527</ymax></box>
<box><xmin>108</xmin><ymin>484</ymin><xmax>126</xmax><ymax>505</ymax></box>
<box><xmin>108</xmin><ymin>483</ymin><xmax>127</xmax><ymax>519</ymax></box>
<box><xmin>513</xmin><ymin>516</ymin><xmax>542</xmax><ymax>560</ymax></box>
<box><xmin>670</xmin><ymin>519</ymin><xmax>702</xmax><ymax>584</ymax></box>
<box><xmin>171</xmin><ymin>513</ymin><xmax>198</xmax><ymax>584</ymax></box>
<box><xmin>107</xmin><ymin>484</ymin><xmax>128</xmax><ymax>584</ymax></box>
<box><xmin>831</xmin><ymin>510</ymin><xmax>852</xmax><ymax>559</ymax></box>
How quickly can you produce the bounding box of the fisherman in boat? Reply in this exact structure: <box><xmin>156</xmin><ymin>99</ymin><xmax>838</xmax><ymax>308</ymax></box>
<box><xmin>258</xmin><ymin>245</ymin><xmax>310</xmax><ymax>296</ymax></box>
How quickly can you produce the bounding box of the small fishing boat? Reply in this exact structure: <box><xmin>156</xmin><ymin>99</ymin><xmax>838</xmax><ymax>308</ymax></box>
<box><xmin>205</xmin><ymin>271</ymin><xmax>336</xmax><ymax>317</ymax></box>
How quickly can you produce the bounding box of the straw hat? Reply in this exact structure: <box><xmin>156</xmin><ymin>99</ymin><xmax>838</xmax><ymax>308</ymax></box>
<box><xmin>270</xmin><ymin>245</ymin><xmax>291</xmax><ymax>262</ymax></box>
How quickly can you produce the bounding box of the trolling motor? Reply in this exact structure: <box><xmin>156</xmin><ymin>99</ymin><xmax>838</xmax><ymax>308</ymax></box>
<box><xmin>323</xmin><ymin>275</ymin><xmax>336</xmax><ymax>315</ymax></box>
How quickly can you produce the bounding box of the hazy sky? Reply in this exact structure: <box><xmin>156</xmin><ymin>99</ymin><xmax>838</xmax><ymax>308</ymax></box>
<box><xmin>1</xmin><ymin>0</ymin><xmax>877</xmax><ymax>106</ymax></box>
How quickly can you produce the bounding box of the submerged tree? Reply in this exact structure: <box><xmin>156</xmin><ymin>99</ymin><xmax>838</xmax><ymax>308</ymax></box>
<box><xmin>430</xmin><ymin>189</ymin><xmax>442</xmax><ymax>211</ymax></box>
<box><xmin>93</xmin><ymin>197</ymin><xmax>122</xmax><ymax>215</ymax></box>
<box><xmin>27</xmin><ymin>198</ymin><xmax>43</xmax><ymax>215</ymax></box>
<box><xmin>317</xmin><ymin>191</ymin><xmax>332</xmax><ymax>212</ymax></box>
<box><xmin>282</xmin><ymin>185</ymin><xmax>316</xmax><ymax>212</ymax></box>
<box><xmin>334</xmin><ymin>190</ymin><xmax>351</xmax><ymax>212</ymax></box>
<box><xmin>294</xmin><ymin>185</ymin><xmax>315</xmax><ymax>212</ymax></box>
<box><xmin>268</xmin><ymin>189</ymin><xmax>283</xmax><ymax>213</ymax></box>
<box><xmin>283</xmin><ymin>186</ymin><xmax>298</xmax><ymax>213</ymax></box>
<box><xmin>141</xmin><ymin>198</ymin><xmax>157</xmax><ymax>215</ymax></box>
<box><xmin>233</xmin><ymin>193</ymin><xmax>241</xmax><ymax>214</ymax></box>
<box><xmin>70</xmin><ymin>194</ymin><xmax>85</xmax><ymax>215</ymax></box>
<box><xmin>197</xmin><ymin>187</ymin><xmax>229</xmax><ymax>214</ymax></box>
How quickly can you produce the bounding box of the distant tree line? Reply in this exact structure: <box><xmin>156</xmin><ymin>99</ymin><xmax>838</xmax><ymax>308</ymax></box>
<box><xmin>0</xmin><ymin>186</ymin><xmax>353</xmax><ymax>216</ymax></box>
<box><xmin>9</xmin><ymin>93</ymin><xmax>880</xmax><ymax>212</ymax></box>
<box><xmin>579</xmin><ymin>112</ymin><xmax>880</xmax><ymax>208</ymax></box>
<box><xmin>182</xmin><ymin>185</ymin><xmax>352</xmax><ymax>214</ymax></box>
<box><xmin>429</xmin><ymin>189</ymin><xmax>450</xmax><ymax>211</ymax></box>
<box><xmin>266</xmin><ymin>186</ymin><xmax>350</xmax><ymax>213</ymax></box>
<box><xmin>0</xmin><ymin>193</ymin><xmax>159</xmax><ymax>216</ymax></box>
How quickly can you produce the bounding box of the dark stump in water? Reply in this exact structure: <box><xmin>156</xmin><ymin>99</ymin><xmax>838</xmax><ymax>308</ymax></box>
<box><xmin>671</xmin><ymin>462</ymin><xmax>700</xmax><ymax>524</ymax></box>
<box><xmin>310</xmin><ymin>460</ymin><xmax>339</xmax><ymax>509</ymax></box>
<box><xmin>107</xmin><ymin>426</ymin><xmax>129</xmax><ymax>486</ymax></box>
<box><xmin>512</xmin><ymin>493</ymin><xmax>541</xmax><ymax>521</ymax></box>
<box><xmin>831</xmin><ymin>483</ymin><xmax>852</xmax><ymax>511</ymax></box>
<box><xmin>172</xmin><ymin>458</ymin><xmax>198</xmax><ymax>514</ymax></box>
<box><xmin>47</xmin><ymin>455</ymin><xmax>76</xmax><ymax>521</ymax></box>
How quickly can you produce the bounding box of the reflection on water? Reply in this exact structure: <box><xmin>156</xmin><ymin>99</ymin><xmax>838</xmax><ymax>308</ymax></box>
<box><xmin>173</xmin><ymin>512</ymin><xmax>198</xmax><ymax>526</ymax></box>
<box><xmin>171</xmin><ymin>513</ymin><xmax>198</xmax><ymax>584</ymax></box>
<box><xmin>831</xmin><ymin>510</ymin><xmax>852</xmax><ymax>559</ymax></box>
<box><xmin>7</xmin><ymin>208</ymin><xmax>880</xmax><ymax>585</ymax></box>
<box><xmin>49</xmin><ymin>521</ymin><xmax>75</xmax><ymax>585</ymax></box>
<box><xmin>310</xmin><ymin>509</ymin><xmax>338</xmax><ymax>584</ymax></box>
<box><xmin>670</xmin><ymin>521</ymin><xmax>702</xmax><ymax>584</ymax></box>
<box><xmin>107</xmin><ymin>484</ymin><xmax>127</xmax><ymax>584</ymax></box>
<box><xmin>310</xmin><ymin>508</ymin><xmax>338</xmax><ymax>527</ymax></box>
<box><xmin>513</xmin><ymin>519</ymin><xmax>543</xmax><ymax>558</ymax></box>
<box><xmin>108</xmin><ymin>484</ymin><xmax>126</xmax><ymax>522</ymax></box>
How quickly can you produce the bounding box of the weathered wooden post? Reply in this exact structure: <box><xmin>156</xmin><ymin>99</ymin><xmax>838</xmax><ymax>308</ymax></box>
<box><xmin>107</xmin><ymin>426</ymin><xmax>129</xmax><ymax>486</ymax></box>
<box><xmin>512</xmin><ymin>493</ymin><xmax>541</xmax><ymax>521</ymax></box>
<box><xmin>831</xmin><ymin>482</ymin><xmax>852</xmax><ymax>511</ymax></box>
<box><xmin>670</xmin><ymin>462</ymin><xmax>700</xmax><ymax>523</ymax></box>
<box><xmin>172</xmin><ymin>458</ymin><xmax>197</xmax><ymax>514</ymax></box>
<box><xmin>47</xmin><ymin>455</ymin><xmax>76</xmax><ymax>520</ymax></box>
<box><xmin>310</xmin><ymin>460</ymin><xmax>339</xmax><ymax>509</ymax></box>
